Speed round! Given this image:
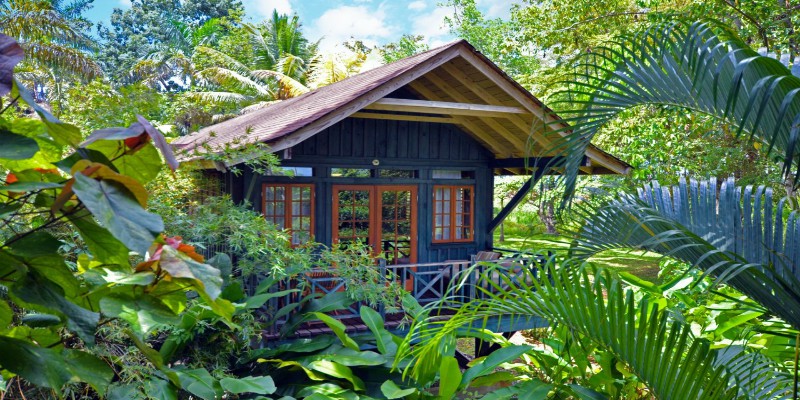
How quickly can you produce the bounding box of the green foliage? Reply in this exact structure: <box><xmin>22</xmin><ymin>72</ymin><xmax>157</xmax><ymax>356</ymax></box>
<box><xmin>401</xmin><ymin>260</ymin><xmax>794</xmax><ymax>399</ymax></box>
<box><xmin>572</xmin><ymin>176</ymin><xmax>800</xmax><ymax>330</ymax></box>
<box><xmin>0</xmin><ymin>38</ymin><xmax>234</xmax><ymax>397</ymax></box>
<box><xmin>549</xmin><ymin>22</ymin><xmax>800</xmax><ymax>205</ymax></box>
<box><xmin>380</xmin><ymin>34</ymin><xmax>429</xmax><ymax>64</ymax></box>
<box><xmin>58</xmin><ymin>80</ymin><xmax>168</xmax><ymax>132</ymax></box>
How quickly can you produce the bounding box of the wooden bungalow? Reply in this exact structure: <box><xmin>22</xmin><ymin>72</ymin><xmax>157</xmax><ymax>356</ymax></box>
<box><xmin>174</xmin><ymin>40</ymin><xmax>630</xmax><ymax>342</ymax></box>
<box><xmin>173</xmin><ymin>40</ymin><xmax>629</xmax><ymax>272</ymax></box>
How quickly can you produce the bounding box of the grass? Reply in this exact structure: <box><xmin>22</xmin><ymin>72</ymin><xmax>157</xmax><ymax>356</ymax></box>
<box><xmin>494</xmin><ymin>233</ymin><xmax>663</xmax><ymax>283</ymax></box>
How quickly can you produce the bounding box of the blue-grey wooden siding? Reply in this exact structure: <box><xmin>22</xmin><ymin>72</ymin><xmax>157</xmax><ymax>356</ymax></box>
<box><xmin>231</xmin><ymin>117</ymin><xmax>497</xmax><ymax>263</ymax></box>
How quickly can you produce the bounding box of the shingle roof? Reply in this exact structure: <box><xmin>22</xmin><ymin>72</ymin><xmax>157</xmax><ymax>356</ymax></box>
<box><xmin>172</xmin><ymin>40</ymin><xmax>463</xmax><ymax>155</ymax></box>
<box><xmin>172</xmin><ymin>39</ymin><xmax>631</xmax><ymax>175</ymax></box>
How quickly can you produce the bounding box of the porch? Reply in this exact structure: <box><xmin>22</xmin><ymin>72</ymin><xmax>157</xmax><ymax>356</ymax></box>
<box><xmin>257</xmin><ymin>251</ymin><xmax>549</xmax><ymax>342</ymax></box>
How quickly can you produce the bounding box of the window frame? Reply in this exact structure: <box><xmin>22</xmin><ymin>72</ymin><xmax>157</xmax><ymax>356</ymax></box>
<box><xmin>262</xmin><ymin>183</ymin><xmax>315</xmax><ymax>246</ymax></box>
<box><xmin>432</xmin><ymin>185</ymin><xmax>475</xmax><ymax>243</ymax></box>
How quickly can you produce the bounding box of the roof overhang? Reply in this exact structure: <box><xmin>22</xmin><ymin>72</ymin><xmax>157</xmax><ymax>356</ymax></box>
<box><xmin>173</xmin><ymin>40</ymin><xmax>631</xmax><ymax>176</ymax></box>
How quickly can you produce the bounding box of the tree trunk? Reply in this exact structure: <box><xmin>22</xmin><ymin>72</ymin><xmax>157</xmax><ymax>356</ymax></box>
<box><xmin>539</xmin><ymin>198</ymin><xmax>558</xmax><ymax>235</ymax></box>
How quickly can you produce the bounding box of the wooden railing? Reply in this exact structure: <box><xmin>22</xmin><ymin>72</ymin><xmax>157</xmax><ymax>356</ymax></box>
<box><xmin>254</xmin><ymin>255</ymin><xmax>544</xmax><ymax>335</ymax></box>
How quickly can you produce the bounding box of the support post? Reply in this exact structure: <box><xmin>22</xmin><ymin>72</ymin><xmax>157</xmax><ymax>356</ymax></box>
<box><xmin>488</xmin><ymin>168</ymin><xmax>547</xmax><ymax>233</ymax></box>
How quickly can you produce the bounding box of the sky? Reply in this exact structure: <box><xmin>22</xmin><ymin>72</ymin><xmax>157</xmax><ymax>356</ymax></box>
<box><xmin>85</xmin><ymin>0</ymin><xmax>517</xmax><ymax>50</ymax></box>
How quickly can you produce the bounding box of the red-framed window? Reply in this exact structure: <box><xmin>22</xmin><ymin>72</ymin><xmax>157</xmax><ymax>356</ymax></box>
<box><xmin>432</xmin><ymin>185</ymin><xmax>474</xmax><ymax>242</ymax></box>
<box><xmin>262</xmin><ymin>184</ymin><xmax>314</xmax><ymax>245</ymax></box>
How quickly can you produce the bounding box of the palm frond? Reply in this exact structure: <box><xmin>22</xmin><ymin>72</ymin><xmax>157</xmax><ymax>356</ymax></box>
<box><xmin>0</xmin><ymin>1</ymin><xmax>91</xmax><ymax>48</ymax></box>
<box><xmin>185</xmin><ymin>91</ymin><xmax>250</xmax><ymax>106</ymax></box>
<box><xmin>193</xmin><ymin>45</ymin><xmax>251</xmax><ymax>77</ymax></box>
<box><xmin>250</xmin><ymin>69</ymin><xmax>308</xmax><ymax>98</ymax></box>
<box><xmin>20</xmin><ymin>42</ymin><xmax>101</xmax><ymax>79</ymax></box>
<box><xmin>399</xmin><ymin>263</ymin><xmax>781</xmax><ymax>399</ymax></box>
<box><xmin>549</xmin><ymin>21</ymin><xmax>800</xmax><ymax>205</ymax></box>
<box><xmin>195</xmin><ymin>67</ymin><xmax>273</xmax><ymax>97</ymax></box>
<box><xmin>571</xmin><ymin>177</ymin><xmax>800</xmax><ymax>329</ymax></box>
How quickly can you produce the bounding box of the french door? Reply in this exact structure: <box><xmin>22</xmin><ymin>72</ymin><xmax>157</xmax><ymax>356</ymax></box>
<box><xmin>332</xmin><ymin>185</ymin><xmax>417</xmax><ymax>265</ymax></box>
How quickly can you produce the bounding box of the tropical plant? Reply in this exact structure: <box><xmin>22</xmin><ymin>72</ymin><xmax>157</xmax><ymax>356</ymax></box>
<box><xmin>571</xmin><ymin>177</ymin><xmax>800</xmax><ymax>329</ymax></box>
<box><xmin>0</xmin><ymin>34</ymin><xmax>234</xmax><ymax>397</ymax></box>
<box><xmin>1</xmin><ymin>0</ymin><xmax>101</xmax><ymax>105</ymax></box>
<box><xmin>548</xmin><ymin>21</ymin><xmax>800</xmax><ymax>204</ymax></box>
<box><xmin>399</xmin><ymin>261</ymin><xmax>795</xmax><ymax>399</ymax></box>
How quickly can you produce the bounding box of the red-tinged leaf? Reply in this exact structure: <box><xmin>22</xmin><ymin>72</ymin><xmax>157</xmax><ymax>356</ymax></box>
<box><xmin>124</xmin><ymin>133</ymin><xmax>149</xmax><ymax>149</ymax></box>
<box><xmin>80</xmin><ymin>123</ymin><xmax>145</xmax><ymax>147</ymax></box>
<box><xmin>51</xmin><ymin>178</ymin><xmax>75</xmax><ymax>215</ymax></box>
<box><xmin>136</xmin><ymin>115</ymin><xmax>178</xmax><ymax>171</ymax></box>
<box><xmin>0</xmin><ymin>34</ymin><xmax>23</xmax><ymax>96</ymax></box>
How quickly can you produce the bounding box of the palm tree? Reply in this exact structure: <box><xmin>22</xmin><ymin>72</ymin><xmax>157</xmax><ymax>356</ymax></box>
<box><xmin>1</xmin><ymin>0</ymin><xmax>101</xmax><ymax>102</ymax></box>
<box><xmin>546</xmin><ymin>22</ymin><xmax>800</xmax><ymax>206</ymax></box>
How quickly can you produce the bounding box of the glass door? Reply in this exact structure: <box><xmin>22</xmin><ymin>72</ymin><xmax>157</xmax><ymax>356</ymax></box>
<box><xmin>332</xmin><ymin>185</ymin><xmax>417</xmax><ymax>265</ymax></box>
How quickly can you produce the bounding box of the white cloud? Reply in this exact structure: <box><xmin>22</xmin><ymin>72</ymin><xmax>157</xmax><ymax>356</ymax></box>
<box><xmin>407</xmin><ymin>1</ymin><xmax>426</xmax><ymax>11</ymax></box>
<box><xmin>307</xmin><ymin>5</ymin><xmax>396</xmax><ymax>50</ymax></box>
<box><xmin>118</xmin><ymin>0</ymin><xmax>132</xmax><ymax>7</ymax></box>
<box><xmin>476</xmin><ymin>0</ymin><xmax>516</xmax><ymax>19</ymax></box>
<box><xmin>241</xmin><ymin>0</ymin><xmax>293</xmax><ymax>21</ymax></box>
<box><xmin>411</xmin><ymin>6</ymin><xmax>451</xmax><ymax>43</ymax></box>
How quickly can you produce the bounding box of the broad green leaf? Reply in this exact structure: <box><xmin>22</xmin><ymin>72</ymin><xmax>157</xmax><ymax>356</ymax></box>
<box><xmin>14</xmin><ymin>79</ymin><xmax>81</xmax><ymax>147</ymax></box>
<box><xmin>296</xmin><ymin>348</ymin><xmax>386</xmax><ymax>367</ymax></box>
<box><xmin>380</xmin><ymin>380</ymin><xmax>417</xmax><ymax>399</ymax></box>
<box><xmin>20</xmin><ymin>313</ymin><xmax>62</xmax><ymax>328</ymax></box>
<box><xmin>308</xmin><ymin>360</ymin><xmax>365</xmax><ymax>391</ymax></box>
<box><xmin>0</xmin><ymin>181</ymin><xmax>62</xmax><ymax>191</ymax></box>
<box><xmin>6</xmin><ymin>326</ymin><xmax>61</xmax><ymax>347</ymax></box>
<box><xmin>251</xmin><ymin>336</ymin><xmax>336</xmax><ymax>359</ymax></box>
<box><xmin>0</xmin><ymin>128</ymin><xmax>39</xmax><ymax>160</ymax></box>
<box><xmin>112</xmin><ymin>143</ymin><xmax>162</xmax><ymax>185</ymax></box>
<box><xmin>0</xmin><ymin>118</ymin><xmax>62</xmax><ymax>171</ymax></box>
<box><xmin>0</xmin><ymin>300</ymin><xmax>11</xmax><ymax>328</ymax></box>
<box><xmin>72</xmin><ymin>173</ymin><xmax>163</xmax><ymax>255</ymax></box>
<box><xmin>220</xmin><ymin>376</ymin><xmax>276</xmax><ymax>395</ymax></box>
<box><xmin>470</xmin><ymin>371</ymin><xmax>516</xmax><ymax>388</ymax></box>
<box><xmin>63</xmin><ymin>349</ymin><xmax>115</xmax><ymax>394</ymax></box>
<box><xmin>0</xmin><ymin>336</ymin><xmax>112</xmax><ymax>391</ymax></box>
<box><xmin>0</xmin><ymin>335</ymin><xmax>71</xmax><ymax>389</ymax></box>
<box><xmin>68</xmin><ymin>211</ymin><xmax>131</xmax><ymax>266</ymax></box>
<box><xmin>360</xmin><ymin>306</ymin><xmax>397</xmax><ymax>355</ymax></box>
<box><xmin>310</xmin><ymin>312</ymin><xmax>360</xmax><ymax>351</ymax></box>
<box><xmin>100</xmin><ymin>294</ymin><xmax>180</xmax><ymax>334</ymax></box>
<box><xmin>124</xmin><ymin>329</ymin><xmax>180</xmax><ymax>386</ymax></box>
<box><xmin>461</xmin><ymin>345</ymin><xmax>532</xmax><ymax>387</ymax></box>
<box><xmin>479</xmin><ymin>379</ymin><xmax>555</xmax><ymax>400</ymax></box>
<box><xmin>207</xmin><ymin>253</ymin><xmax>232</xmax><ymax>282</ymax></box>
<box><xmin>244</xmin><ymin>289</ymin><xmax>298</xmax><ymax>309</ymax></box>
<box><xmin>0</xmin><ymin>202</ymin><xmax>21</xmax><ymax>218</ymax></box>
<box><xmin>174</xmin><ymin>368</ymin><xmax>222</xmax><ymax>400</ymax></box>
<box><xmin>714</xmin><ymin>311</ymin><xmax>764</xmax><ymax>336</ymax></box>
<box><xmin>438</xmin><ymin>356</ymin><xmax>462</xmax><ymax>398</ymax></box>
<box><xmin>567</xmin><ymin>384</ymin><xmax>608</xmax><ymax>400</ymax></box>
<box><xmin>142</xmin><ymin>378</ymin><xmax>177</xmax><ymax>400</ymax></box>
<box><xmin>159</xmin><ymin>245</ymin><xmax>223</xmax><ymax>300</ymax></box>
<box><xmin>297</xmin><ymin>383</ymin><xmax>359</xmax><ymax>399</ymax></box>
<box><xmin>258</xmin><ymin>359</ymin><xmax>327</xmax><ymax>381</ymax></box>
<box><xmin>107</xmin><ymin>383</ymin><xmax>147</xmax><ymax>400</ymax></box>
<box><xmin>11</xmin><ymin>272</ymin><xmax>99</xmax><ymax>344</ymax></box>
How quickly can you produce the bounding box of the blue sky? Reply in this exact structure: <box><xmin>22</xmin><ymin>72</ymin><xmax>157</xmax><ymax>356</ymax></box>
<box><xmin>86</xmin><ymin>0</ymin><xmax>517</xmax><ymax>50</ymax></box>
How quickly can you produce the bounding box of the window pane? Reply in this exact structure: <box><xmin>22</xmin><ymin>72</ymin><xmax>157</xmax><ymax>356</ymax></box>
<box><xmin>432</xmin><ymin>170</ymin><xmax>462</xmax><ymax>179</ymax></box>
<box><xmin>380</xmin><ymin>169</ymin><xmax>415</xmax><ymax>178</ymax></box>
<box><xmin>331</xmin><ymin>168</ymin><xmax>371</xmax><ymax>178</ymax></box>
